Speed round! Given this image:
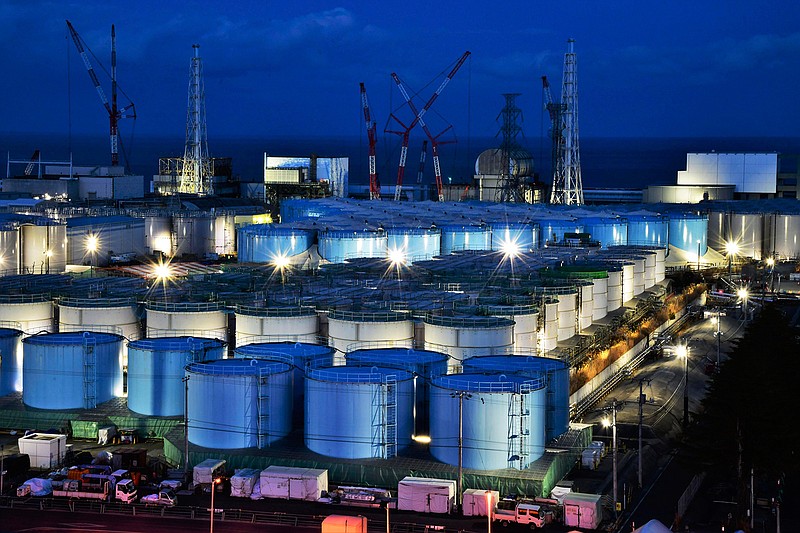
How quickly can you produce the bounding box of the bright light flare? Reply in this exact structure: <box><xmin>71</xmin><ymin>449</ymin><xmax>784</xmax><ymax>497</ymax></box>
<box><xmin>154</xmin><ymin>263</ymin><xmax>172</xmax><ymax>280</ymax></box>
<box><xmin>766</xmin><ymin>257</ymin><xmax>775</xmax><ymax>267</ymax></box>
<box><xmin>387</xmin><ymin>247</ymin><xmax>407</xmax><ymax>267</ymax></box>
<box><xmin>499</xmin><ymin>239</ymin><xmax>521</xmax><ymax>259</ymax></box>
<box><xmin>601</xmin><ymin>417</ymin><xmax>611</xmax><ymax>428</ymax></box>
<box><xmin>675</xmin><ymin>343</ymin><xmax>688</xmax><ymax>360</ymax></box>
<box><xmin>86</xmin><ymin>234</ymin><xmax>99</xmax><ymax>253</ymax></box>
<box><xmin>45</xmin><ymin>250</ymin><xmax>53</xmax><ymax>258</ymax></box>
<box><xmin>412</xmin><ymin>434</ymin><xmax>431</xmax><ymax>444</ymax></box>
<box><xmin>737</xmin><ymin>287</ymin><xmax>749</xmax><ymax>300</ymax></box>
<box><xmin>725</xmin><ymin>241</ymin><xmax>739</xmax><ymax>256</ymax></box>
<box><xmin>271</xmin><ymin>252</ymin><xmax>291</xmax><ymax>270</ymax></box>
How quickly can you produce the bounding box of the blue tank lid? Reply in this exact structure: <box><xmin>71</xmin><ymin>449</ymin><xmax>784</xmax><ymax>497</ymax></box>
<box><xmin>129</xmin><ymin>336</ymin><xmax>226</xmax><ymax>352</ymax></box>
<box><xmin>186</xmin><ymin>358</ymin><xmax>291</xmax><ymax>376</ymax></box>
<box><xmin>462</xmin><ymin>355</ymin><xmax>566</xmax><ymax>373</ymax></box>
<box><xmin>0</xmin><ymin>327</ymin><xmax>23</xmax><ymax>339</ymax></box>
<box><xmin>23</xmin><ymin>331</ymin><xmax>123</xmax><ymax>346</ymax></box>
<box><xmin>346</xmin><ymin>348</ymin><xmax>449</xmax><ymax>366</ymax></box>
<box><xmin>236</xmin><ymin>342</ymin><xmax>334</xmax><ymax>359</ymax></box>
<box><xmin>432</xmin><ymin>372</ymin><xmax>544</xmax><ymax>392</ymax></box>
<box><xmin>307</xmin><ymin>365</ymin><xmax>412</xmax><ymax>383</ymax></box>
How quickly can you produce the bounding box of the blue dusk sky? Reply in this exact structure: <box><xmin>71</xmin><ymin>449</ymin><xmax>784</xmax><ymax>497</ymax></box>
<box><xmin>2</xmin><ymin>0</ymin><xmax>800</xmax><ymax>144</ymax></box>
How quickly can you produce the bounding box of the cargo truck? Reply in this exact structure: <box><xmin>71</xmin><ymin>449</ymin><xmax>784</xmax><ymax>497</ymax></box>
<box><xmin>493</xmin><ymin>501</ymin><xmax>551</xmax><ymax>528</ymax></box>
<box><xmin>52</xmin><ymin>469</ymin><xmax>136</xmax><ymax>503</ymax></box>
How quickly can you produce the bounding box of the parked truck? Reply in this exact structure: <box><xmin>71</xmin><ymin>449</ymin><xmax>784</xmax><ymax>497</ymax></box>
<box><xmin>494</xmin><ymin>501</ymin><xmax>551</xmax><ymax>528</ymax></box>
<box><xmin>52</xmin><ymin>469</ymin><xmax>136</xmax><ymax>503</ymax></box>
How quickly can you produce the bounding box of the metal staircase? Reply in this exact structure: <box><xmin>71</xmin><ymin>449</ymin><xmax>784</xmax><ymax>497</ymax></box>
<box><xmin>507</xmin><ymin>384</ymin><xmax>531</xmax><ymax>469</ymax></box>
<box><xmin>83</xmin><ymin>337</ymin><xmax>97</xmax><ymax>409</ymax></box>
<box><xmin>256</xmin><ymin>370</ymin><xmax>270</xmax><ymax>449</ymax></box>
<box><xmin>371</xmin><ymin>376</ymin><xmax>399</xmax><ymax>459</ymax></box>
<box><xmin>384</xmin><ymin>376</ymin><xmax>398</xmax><ymax>459</ymax></box>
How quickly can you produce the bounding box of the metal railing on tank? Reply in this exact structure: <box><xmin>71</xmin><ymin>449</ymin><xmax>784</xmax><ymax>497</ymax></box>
<box><xmin>234</xmin><ymin>305</ymin><xmax>317</xmax><ymax>317</ymax></box>
<box><xmin>235</xmin><ymin>334</ymin><xmax>329</xmax><ymax>348</ymax></box>
<box><xmin>57</xmin><ymin>297</ymin><xmax>136</xmax><ymax>308</ymax></box>
<box><xmin>145</xmin><ymin>301</ymin><xmax>225</xmax><ymax>312</ymax></box>
<box><xmin>307</xmin><ymin>366</ymin><xmax>408</xmax><ymax>384</ymax></box>
<box><xmin>434</xmin><ymin>374</ymin><xmax>546</xmax><ymax>393</ymax></box>
<box><xmin>343</xmin><ymin>340</ymin><xmax>415</xmax><ymax>353</ymax></box>
<box><xmin>422</xmin><ymin>314</ymin><xmax>512</xmax><ymax>329</ymax></box>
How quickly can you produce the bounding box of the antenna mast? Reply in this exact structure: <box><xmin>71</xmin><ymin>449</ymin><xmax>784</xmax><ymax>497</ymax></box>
<box><xmin>549</xmin><ymin>39</ymin><xmax>583</xmax><ymax>205</ymax></box>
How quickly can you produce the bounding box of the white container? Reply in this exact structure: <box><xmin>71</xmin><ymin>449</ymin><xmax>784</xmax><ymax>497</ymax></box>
<box><xmin>562</xmin><ymin>492</ymin><xmax>603</xmax><ymax>529</ymax></box>
<box><xmin>230</xmin><ymin>468</ymin><xmax>261</xmax><ymax>498</ymax></box>
<box><xmin>462</xmin><ymin>488</ymin><xmax>500</xmax><ymax>517</ymax></box>
<box><xmin>18</xmin><ymin>433</ymin><xmax>67</xmax><ymax>469</ymax></box>
<box><xmin>193</xmin><ymin>459</ymin><xmax>226</xmax><ymax>486</ymax></box>
<box><xmin>259</xmin><ymin>466</ymin><xmax>328</xmax><ymax>501</ymax></box>
<box><xmin>397</xmin><ymin>476</ymin><xmax>456</xmax><ymax>514</ymax></box>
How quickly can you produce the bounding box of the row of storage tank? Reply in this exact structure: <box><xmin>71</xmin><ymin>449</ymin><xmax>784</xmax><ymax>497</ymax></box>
<box><xmin>0</xmin><ymin>329</ymin><xmax>566</xmax><ymax>471</ymax></box>
<box><xmin>240</xmin><ymin>211</ymin><xmax>703</xmax><ymax>264</ymax></box>
<box><xmin>0</xmin><ymin>248</ymin><xmax>665</xmax><ymax>361</ymax></box>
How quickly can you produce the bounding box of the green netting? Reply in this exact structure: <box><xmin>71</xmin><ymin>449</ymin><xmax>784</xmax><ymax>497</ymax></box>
<box><xmin>70</xmin><ymin>420</ymin><xmax>101</xmax><ymax>439</ymax></box>
<box><xmin>108</xmin><ymin>415</ymin><xmax>182</xmax><ymax>439</ymax></box>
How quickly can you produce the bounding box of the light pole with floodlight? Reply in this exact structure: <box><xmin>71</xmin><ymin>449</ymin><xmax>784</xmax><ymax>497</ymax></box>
<box><xmin>601</xmin><ymin>400</ymin><xmax>623</xmax><ymax>518</ymax></box>
<box><xmin>210</xmin><ymin>477</ymin><xmax>222</xmax><ymax>533</ymax></box>
<box><xmin>725</xmin><ymin>241</ymin><xmax>739</xmax><ymax>278</ymax></box>
<box><xmin>676</xmin><ymin>342</ymin><xmax>690</xmax><ymax>428</ymax></box>
<box><xmin>450</xmin><ymin>390</ymin><xmax>472</xmax><ymax>512</ymax></box>
<box><xmin>486</xmin><ymin>490</ymin><xmax>493</xmax><ymax>533</ymax></box>
<box><xmin>737</xmin><ymin>287</ymin><xmax>749</xmax><ymax>321</ymax></box>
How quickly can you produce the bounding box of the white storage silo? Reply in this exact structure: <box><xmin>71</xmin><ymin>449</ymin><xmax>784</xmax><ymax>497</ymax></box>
<box><xmin>423</xmin><ymin>315</ymin><xmax>514</xmax><ymax>371</ymax></box>
<box><xmin>146</xmin><ymin>302</ymin><xmax>227</xmax><ymax>342</ymax></box>
<box><xmin>539</xmin><ymin>300</ymin><xmax>559</xmax><ymax>353</ymax></box>
<box><xmin>235</xmin><ymin>306</ymin><xmax>319</xmax><ymax>346</ymax></box>
<box><xmin>577</xmin><ymin>281</ymin><xmax>594</xmax><ymax>331</ymax></box>
<box><xmin>429</xmin><ymin>373</ymin><xmax>547</xmax><ymax>470</ymax></box>
<box><xmin>0</xmin><ymin>295</ymin><xmax>54</xmax><ymax>335</ymax></box>
<box><xmin>58</xmin><ymin>297</ymin><xmax>141</xmax><ymax>341</ymax></box>
<box><xmin>304</xmin><ymin>366</ymin><xmax>415</xmax><ymax>459</ymax></box>
<box><xmin>187</xmin><ymin>358</ymin><xmax>293</xmax><ymax>449</ymax></box>
<box><xmin>0</xmin><ymin>223</ymin><xmax>20</xmax><ymax>275</ymax></box>
<box><xmin>484</xmin><ymin>305</ymin><xmax>539</xmax><ymax>355</ymax></box>
<box><xmin>606</xmin><ymin>269</ymin><xmax>623</xmax><ymax>312</ymax></box>
<box><xmin>144</xmin><ymin>215</ymin><xmax>173</xmax><ymax>256</ymax></box>
<box><xmin>556</xmin><ymin>291</ymin><xmax>577</xmax><ymax>341</ymax></box>
<box><xmin>326</xmin><ymin>310</ymin><xmax>414</xmax><ymax>364</ymax></box>
<box><xmin>173</xmin><ymin>214</ymin><xmax>215</xmax><ymax>258</ymax></box>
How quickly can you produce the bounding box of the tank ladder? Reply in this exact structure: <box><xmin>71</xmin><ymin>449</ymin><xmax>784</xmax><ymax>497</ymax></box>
<box><xmin>256</xmin><ymin>369</ymin><xmax>270</xmax><ymax>449</ymax></box>
<box><xmin>507</xmin><ymin>383</ymin><xmax>531</xmax><ymax>469</ymax></box>
<box><xmin>371</xmin><ymin>376</ymin><xmax>398</xmax><ymax>459</ymax></box>
<box><xmin>83</xmin><ymin>337</ymin><xmax>97</xmax><ymax>409</ymax></box>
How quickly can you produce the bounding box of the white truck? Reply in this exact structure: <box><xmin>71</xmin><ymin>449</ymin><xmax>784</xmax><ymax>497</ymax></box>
<box><xmin>493</xmin><ymin>501</ymin><xmax>551</xmax><ymax>528</ymax></box>
<box><xmin>141</xmin><ymin>489</ymin><xmax>178</xmax><ymax>507</ymax></box>
<box><xmin>52</xmin><ymin>470</ymin><xmax>136</xmax><ymax>503</ymax></box>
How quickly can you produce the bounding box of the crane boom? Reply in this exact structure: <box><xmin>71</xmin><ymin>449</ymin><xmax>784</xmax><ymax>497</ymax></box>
<box><xmin>359</xmin><ymin>82</ymin><xmax>380</xmax><ymax>200</ymax></box>
<box><xmin>66</xmin><ymin>20</ymin><xmax>135</xmax><ymax>167</ymax></box>
<box><xmin>389</xmin><ymin>51</ymin><xmax>470</xmax><ymax>202</ymax></box>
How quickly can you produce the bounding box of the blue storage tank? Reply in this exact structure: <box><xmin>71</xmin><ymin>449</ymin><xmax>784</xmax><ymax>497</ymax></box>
<box><xmin>535</xmin><ymin>218</ymin><xmax>582</xmax><ymax>247</ymax></box>
<box><xmin>237</xmin><ymin>225</ymin><xmax>315</xmax><ymax>263</ymax></box>
<box><xmin>461</xmin><ymin>355</ymin><xmax>569</xmax><ymax>442</ymax></box>
<box><xmin>0</xmin><ymin>328</ymin><xmax>23</xmax><ymax>397</ymax></box>
<box><xmin>279</xmin><ymin>199</ymin><xmax>334</xmax><ymax>223</ymax></box>
<box><xmin>429</xmin><ymin>373</ymin><xmax>547</xmax><ymax>470</ymax></box>
<box><xmin>22</xmin><ymin>331</ymin><xmax>124</xmax><ymax>409</ymax></box>
<box><xmin>490</xmin><ymin>222</ymin><xmax>537</xmax><ymax>252</ymax></box>
<box><xmin>438</xmin><ymin>224</ymin><xmax>492</xmax><ymax>255</ymax></box>
<box><xmin>234</xmin><ymin>341</ymin><xmax>335</xmax><ymax>407</ymax></box>
<box><xmin>386</xmin><ymin>227</ymin><xmax>441</xmax><ymax>264</ymax></box>
<box><xmin>668</xmin><ymin>213</ymin><xmax>708</xmax><ymax>254</ymax></box>
<box><xmin>626</xmin><ymin>214</ymin><xmax>669</xmax><ymax>249</ymax></box>
<box><xmin>345</xmin><ymin>347</ymin><xmax>449</xmax><ymax>438</ymax></box>
<box><xmin>318</xmin><ymin>228</ymin><xmax>387</xmax><ymax>263</ymax></box>
<box><xmin>187</xmin><ymin>358</ymin><xmax>293</xmax><ymax>449</ymax></box>
<box><xmin>578</xmin><ymin>216</ymin><xmax>628</xmax><ymax>248</ymax></box>
<box><xmin>127</xmin><ymin>337</ymin><xmax>226</xmax><ymax>417</ymax></box>
<box><xmin>305</xmin><ymin>366</ymin><xmax>414</xmax><ymax>459</ymax></box>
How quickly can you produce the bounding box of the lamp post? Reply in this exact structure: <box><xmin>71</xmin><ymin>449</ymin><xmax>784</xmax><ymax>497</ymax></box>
<box><xmin>637</xmin><ymin>378</ymin><xmax>651</xmax><ymax>489</ymax></box>
<box><xmin>737</xmin><ymin>287</ymin><xmax>749</xmax><ymax>321</ymax></box>
<box><xmin>86</xmin><ymin>234</ymin><xmax>98</xmax><ymax>268</ymax></box>
<box><xmin>182</xmin><ymin>375</ymin><xmax>190</xmax><ymax>476</ymax></box>
<box><xmin>601</xmin><ymin>400</ymin><xmax>623</xmax><ymax>518</ymax></box>
<box><xmin>725</xmin><ymin>241</ymin><xmax>739</xmax><ymax>278</ymax></box>
<box><xmin>210</xmin><ymin>477</ymin><xmax>221</xmax><ymax>533</ymax></box>
<box><xmin>696</xmin><ymin>240</ymin><xmax>701</xmax><ymax>271</ymax></box>
<box><xmin>714</xmin><ymin>309</ymin><xmax>722</xmax><ymax>372</ymax></box>
<box><xmin>486</xmin><ymin>490</ymin><xmax>493</xmax><ymax>533</ymax></box>
<box><xmin>451</xmin><ymin>391</ymin><xmax>472</xmax><ymax>512</ymax></box>
<box><xmin>676</xmin><ymin>342</ymin><xmax>690</xmax><ymax>428</ymax></box>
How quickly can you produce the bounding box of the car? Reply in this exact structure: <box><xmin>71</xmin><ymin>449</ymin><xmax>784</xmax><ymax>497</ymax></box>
<box><xmin>141</xmin><ymin>489</ymin><xmax>177</xmax><ymax>507</ymax></box>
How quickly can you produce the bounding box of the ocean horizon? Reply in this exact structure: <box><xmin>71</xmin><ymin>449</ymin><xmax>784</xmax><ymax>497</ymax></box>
<box><xmin>2</xmin><ymin>132</ymin><xmax>800</xmax><ymax>191</ymax></box>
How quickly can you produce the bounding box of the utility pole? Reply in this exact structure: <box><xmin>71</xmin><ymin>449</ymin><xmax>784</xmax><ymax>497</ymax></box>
<box><xmin>715</xmin><ymin>309</ymin><xmax>722</xmax><ymax>371</ymax></box>
<box><xmin>601</xmin><ymin>399</ymin><xmax>624</xmax><ymax>519</ymax></box>
<box><xmin>638</xmin><ymin>378</ymin><xmax>651</xmax><ymax>489</ymax></box>
<box><xmin>451</xmin><ymin>391</ymin><xmax>471</xmax><ymax>512</ymax></box>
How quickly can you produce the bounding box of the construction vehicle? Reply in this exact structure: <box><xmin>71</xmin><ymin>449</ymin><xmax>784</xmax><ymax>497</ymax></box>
<box><xmin>52</xmin><ymin>469</ymin><xmax>136</xmax><ymax>503</ymax></box>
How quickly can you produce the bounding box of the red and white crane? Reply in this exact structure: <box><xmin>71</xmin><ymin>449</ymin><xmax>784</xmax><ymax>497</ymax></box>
<box><xmin>66</xmin><ymin>20</ymin><xmax>136</xmax><ymax>168</ymax></box>
<box><xmin>359</xmin><ymin>82</ymin><xmax>380</xmax><ymax>200</ymax></box>
<box><xmin>387</xmin><ymin>51</ymin><xmax>470</xmax><ymax>202</ymax></box>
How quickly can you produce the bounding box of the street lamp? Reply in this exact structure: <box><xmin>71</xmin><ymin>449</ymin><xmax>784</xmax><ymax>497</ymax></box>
<box><xmin>86</xmin><ymin>234</ymin><xmax>98</xmax><ymax>267</ymax></box>
<box><xmin>210</xmin><ymin>477</ymin><xmax>222</xmax><ymax>533</ymax></box>
<box><xmin>737</xmin><ymin>287</ymin><xmax>749</xmax><ymax>321</ymax></box>
<box><xmin>486</xmin><ymin>490</ymin><xmax>493</xmax><ymax>533</ymax></box>
<box><xmin>725</xmin><ymin>241</ymin><xmax>739</xmax><ymax>277</ymax></box>
<box><xmin>637</xmin><ymin>378</ymin><xmax>651</xmax><ymax>489</ymax></box>
<box><xmin>451</xmin><ymin>391</ymin><xmax>472</xmax><ymax>512</ymax></box>
<box><xmin>601</xmin><ymin>400</ymin><xmax>623</xmax><ymax>519</ymax></box>
<box><xmin>696</xmin><ymin>239</ymin><xmax>701</xmax><ymax>271</ymax></box>
<box><xmin>676</xmin><ymin>342</ymin><xmax>690</xmax><ymax>428</ymax></box>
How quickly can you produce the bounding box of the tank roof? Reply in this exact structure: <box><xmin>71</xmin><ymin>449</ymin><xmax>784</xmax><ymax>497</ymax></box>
<box><xmin>23</xmin><ymin>331</ymin><xmax>123</xmax><ymax>345</ymax></box>
<box><xmin>462</xmin><ymin>354</ymin><xmax>567</xmax><ymax>373</ymax></box>
<box><xmin>186</xmin><ymin>358</ymin><xmax>291</xmax><ymax>376</ymax></box>
<box><xmin>307</xmin><ymin>365</ymin><xmax>412</xmax><ymax>383</ymax></box>
<box><xmin>346</xmin><ymin>347</ymin><xmax>448</xmax><ymax>365</ymax></box>
<box><xmin>432</xmin><ymin>372</ymin><xmax>544</xmax><ymax>392</ymax></box>
<box><xmin>236</xmin><ymin>342</ymin><xmax>334</xmax><ymax>359</ymax></box>
<box><xmin>128</xmin><ymin>336</ymin><xmax>226</xmax><ymax>352</ymax></box>
<box><xmin>0</xmin><ymin>327</ymin><xmax>23</xmax><ymax>338</ymax></box>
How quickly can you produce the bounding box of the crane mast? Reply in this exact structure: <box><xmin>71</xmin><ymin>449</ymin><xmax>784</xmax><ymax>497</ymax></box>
<box><xmin>548</xmin><ymin>39</ymin><xmax>583</xmax><ymax>205</ymax></box>
<box><xmin>360</xmin><ymin>83</ymin><xmax>380</xmax><ymax>200</ymax></box>
<box><xmin>65</xmin><ymin>20</ymin><xmax>135</xmax><ymax>167</ymax></box>
<box><xmin>389</xmin><ymin>51</ymin><xmax>470</xmax><ymax>202</ymax></box>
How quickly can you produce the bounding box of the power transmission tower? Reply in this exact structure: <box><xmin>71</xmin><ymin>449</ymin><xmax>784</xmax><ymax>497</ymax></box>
<box><xmin>549</xmin><ymin>39</ymin><xmax>583</xmax><ymax>205</ymax></box>
<box><xmin>495</xmin><ymin>93</ymin><xmax>526</xmax><ymax>203</ymax></box>
<box><xmin>179</xmin><ymin>44</ymin><xmax>213</xmax><ymax>195</ymax></box>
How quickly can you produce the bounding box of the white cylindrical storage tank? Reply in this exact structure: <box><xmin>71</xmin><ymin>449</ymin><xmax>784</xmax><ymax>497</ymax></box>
<box><xmin>21</xmin><ymin>222</ymin><xmax>67</xmax><ymax>274</ymax></box>
<box><xmin>0</xmin><ymin>328</ymin><xmax>23</xmax><ymax>396</ymax></box>
<box><xmin>187</xmin><ymin>358</ymin><xmax>293</xmax><ymax>449</ymax></box>
<box><xmin>385</xmin><ymin>227</ymin><xmax>441</xmax><ymax>264</ymax></box>
<box><xmin>0</xmin><ymin>223</ymin><xmax>20</xmax><ymax>275</ymax></box>
<box><xmin>653</xmin><ymin>247</ymin><xmax>666</xmax><ymax>283</ymax></box>
<box><xmin>58</xmin><ymin>297</ymin><xmax>141</xmax><ymax>341</ymax></box>
<box><xmin>429</xmin><ymin>373</ymin><xmax>547</xmax><ymax>470</ymax></box>
<box><xmin>577</xmin><ymin>281</ymin><xmax>594</xmax><ymax>331</ymax></box>
<box><xmin>461</xmin><ymin>355</ymin><xmax>569</xmax><ymax>442</ymax></box>
<box><xmin>423</xmin><ymin>315</ymin><xmax>515</xmax><ymax>371</ymax></box>
<box><xmin>235</xmin><ymin>306</ymin><xmax>319</xmax><ymax>346</ymax></box>
<box><xmin>236</xmin><ymin>225</ymin><xmax>315</xmax><ymax>264</ymax></box>
<box><xmin>607</xmin><ymin>268</ymin><xmax>623</xmax><ymax>312</ymax></box>
<box><xmin>305</xmin><ymin>366</ymin><xmax>415</xmax><ymax>459</ymax></box>
<box><xmin>173</xmin><ymin>214</ymin><xmax>215</xmax><ymax>258</ymax></box>
<box><xmin>729</xmin><ymin>212</ymin><xmax>764</xmax><ymax>260</ymax></box>
<box><xmin>641</xmin><ymin>251</ymin><xmax>657</xmax><ymax>288</ymax></box>
<box><xmin>438</xmin><ymin>224</ymin><xmax>492</xmax><ymax>255</ymax></box>
<box><xmin>318</xmin><ymin>228</ymin><xmax>387</xmax><ymax>263</ymax></box>
<box><xmin>629</xmin><ymin>256</ymin><xmax>646</xmax><ymax>296</ymax></box>
<box><xmin>490</xmin><ymin>222</ymin><xmax>537</xmax><ymax>253</ymax></box>
<box><xmin>327</xmin><ymin>310</ymin><xmax>414</xmax><ymax>364</ymax></box>
<box><xmin>484</xmin><ymin>305</ymin><xmax>538</xmax><ymax>355</ymax></box>
<box><xmin>707</xmin><ymin>210</ymin><xmax>725</xmax><ymax>252</ymax></box>
<box><xmin>214</xmin><ymin>213</ymin><xmax>237</xmax><ymax>256</ymax></box>
<box><xmin>773</xmin><ymin>214</ymin><xmax>800</xmax><ymax>259</ymax></box>
<box><xmin>144</xmin><ymin>215</ymin><xmax>173</xmax><ymax>256</ymax></box>
<box><xmin>539</xmin><ymin>300</ymin><xmax>559</xmax><ymax>353</ymax></box>
<box><xmin>556</xmin><ymin>291</ymin><xmax>577</xmax><ymax>341</ymax></box>
<box><xmin>0</xmin><ymin>295</ymin><xmax>53</xmax><ymax>335</ymax></box>
<box><xmin>668</xmin><ymin>213</ymin><xmax>708</xmax><ymax>255</ymax></box>
<box><xmin>22</xmin><ymin>331</ymin><xmax>124</xmax><ymax>409</ymax></box>
<box><xmin>539</xmin><ymin>266</ymin><xmax>609</xmax><ymax>322</ymax></box>
<box><xmin>146</xmin><ymin>302</ymin><xmax>227</xmax><ymax>342</ymax></box>
<box><xmin>127</xmin><ymin>336</ymin><xmax>225</xmax><ymax>417</ymax></box>
<box><xmin>592</xmin><ymin>276</ymin><xmax>609</xmax><ymax>321</ymax></box>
